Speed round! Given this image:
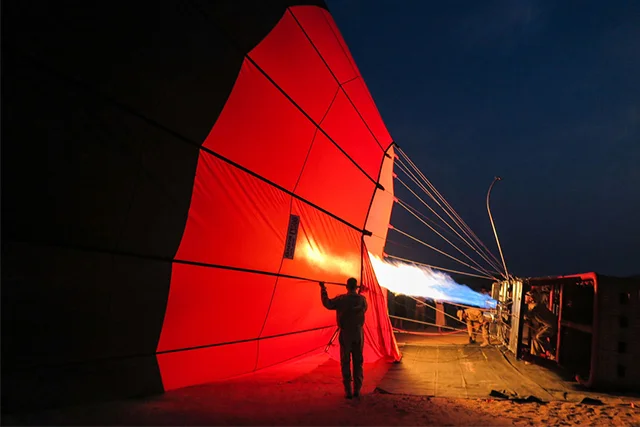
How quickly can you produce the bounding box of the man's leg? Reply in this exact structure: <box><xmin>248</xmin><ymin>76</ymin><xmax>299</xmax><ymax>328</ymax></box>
<box><xmin>532</xmin><ymin>325</ymin><xmax>550</xmax><ymax>356</ymax></box>
<box><xmin>352</xmin><ymin>330</ymin><xmax>365</xmax><ymax>397</ymax></box>
<box><xmin>338</xmin><ymin>332</ymin><xmax>353</xmax><ymax>398</ymax></box>
<box><xmin>480</xmin><ymin>322</ymin><xmax>490</xmax><ymax>347</ymax></box>
<box><xmin>531</xmin><ymin>332</ymin><xmax>543</xmax><ymax>355</ymax></box>
<box><xmin>467</xmin><ymin>320</ymin><xmax>476</xmax><ymax>343</ymax></box>
<box><xmin>534</xmin><ymin>325</ymin><xmax>553</xmax><ymax>356</ymax></box>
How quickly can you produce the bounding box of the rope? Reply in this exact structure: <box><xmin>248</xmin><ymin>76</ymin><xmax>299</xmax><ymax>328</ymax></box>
<box><xmin>392</xmin><ymin>295</ymin><xmax>504</xmax><ymax>339</ymax></box>
<box><xmin>396</xmin><ymin>148</ymin><xmax>504</xmax><ymax>270</ymax></box>
<box><xmin>388</xmin><ymin>315</ymin><xmax>467</xmax><ymax>332</ymax></box>
<box><xmin>394</xmin><ymin>162</ymin><xmax>505</xmax><ymax>276</ymax></box>
<box><xmin>384</xmin><ymin>254</ymin><xmax>494</xmax><ymax>280</ymax></box>
<box><xmin>409</xmin><ymin>295</ymin><xmax>498</xmax><ymax>327</ymax></box>
<box><xmin>390</xmin><ymin>226</ymin><xmax>496</xmax><ymax>278</ymax></box>
<box><xmin>393</xmin><ymin>327</ymin><xmax>465</xmax><ymax>336</ymax></box>
<box><xmin>324</xmin><ymin>327</ymin><xmax>339</xmax><ymax>352</ymax></box>
<box><xmin>398</xmin><ymin>198</ymin><xmax>475</xmax><ymax>251</ymax></box>
<box><xmin>395</xmin><ymin>154</ymin><xmax>505</xmax><ymax>273</ymax></box>
<box><xmin>394</xmin><ymin>163</ymin><xmax>480</xmax><ymax>252</ymax></box>
<box><xmin>390</xmin><ymin>311</ymin><xmax>503</xmax><ymax>342</ymax></box>
<box><xmin>409</xmin><ymin>296</ymin><xmax>467</xmax><ymax>326</ymax></box>
<box><xmin>396</xmin><ymin>150</ymin><xmax>487</xmax><ymax>250</ymax></box>
<box><xmin>395</xmin><ymin>198</ymin><xmax>500</xmax><ymax>280</ymax></box>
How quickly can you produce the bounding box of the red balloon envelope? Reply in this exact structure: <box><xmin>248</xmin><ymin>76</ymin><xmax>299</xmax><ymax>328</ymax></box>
<box><xmin>157</xmin><ymin>4</ymin><xmax>401</xmax><ymax>391</ymax></box>
<box><xmin>1</xmin><ymin>0</ymin><xmax>400</xmax><ymax>410</ymax></box>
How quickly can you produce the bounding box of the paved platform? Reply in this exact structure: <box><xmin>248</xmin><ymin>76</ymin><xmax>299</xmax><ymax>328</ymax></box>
<box><xmin>4</xmin><ymin>334</ymin><xmax>640</xmax><ymax>426</ymax></box>
<box><xmin>381</xmin><ymin>332</ymin><xmax>640</xmax><ymax>405</ymax></box>
<box><xmin>379</xmin><ymin>341</ymin><xmax>554</xmax><ymax>400</ymax></box>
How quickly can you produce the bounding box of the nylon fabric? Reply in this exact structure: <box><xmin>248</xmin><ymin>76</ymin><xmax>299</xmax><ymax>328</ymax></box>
<box><xmin>319</xmin><ymin>8</ymin><xmax>363</xmax><ymax>82</ymax></box>
<box><xmin>342</xmin><ymin>78</ymin><xmax>393</xmax><ymax>148</ymax></box>
<box><xmin>281</xmin><ymin>200</ymin><xmax>362</xmax><ymax>284</ymax></box>
<box><xmin>155</xmin><ymin>2</ymin><xmax>400</xmax><ymax>391</ymax></box>
<box><xmin>255</xmin><ymin>327</ymin><xmax>335</xmax><ymax>370</ymax></box>
<box><xmin>294</xmin><ymin>131</ymin><xmax>375</xmax><ymax>228</ymax></box>
<box><xmin>320</xmin><ymin>90</ymin><xmax>385</xmax><ymax>179</ymax></box>
<box><xmin>328</xmin><ymin>242</ymin><xmax>401</xmax><ymax>363</ymax></box>
<box><xmin>173</xmin><ymin>153</ymin><xmax>291</xmax><ymax>272</ymax></box>
<box><xmin>261</xmin><ymin>279</ymin><xmax>343</xmax><ymax>337</ymax></box>
<box><xmin>364</xmin><ymin>145</ymin><xmax>396</xmax><ymax>257</ymax></box>
<box><xmin>2</xmin><ymin>0</ymin><xmax>406</xmax><ymax>412</ymax></box>
<box><xmin>360</xmin><ymin>243</ymin><xmax>402</xmax><ymax>362</ymax></box>
<box><xmin>290</xmin><ymin>6</ymin><xmax>358</xmax><ymax>84</ymax></box>
<box><xmin>249</xmin><ymin>11</ymin><xmax>339</xmax><ymax>124</ymax></box>
<box><xmin>157</xmin><ymin>266</ymin><xmax>276</xmax><ymax>353</ymax></box>
<box><xmin>158</xmin><ymin>341</ymin><xmax>257</xmax><ymax>391</ymax></box>
<box><xmin>202</xmin><ymin>61</ymin><xmax>317</xmax><ymax>192</ymax></box>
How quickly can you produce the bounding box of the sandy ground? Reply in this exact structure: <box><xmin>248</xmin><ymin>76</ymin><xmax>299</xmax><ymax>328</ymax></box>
<box><xmin>4</xmin><ymin>350</ymin><xmax>640</xmax><ymax>427</ymax></box>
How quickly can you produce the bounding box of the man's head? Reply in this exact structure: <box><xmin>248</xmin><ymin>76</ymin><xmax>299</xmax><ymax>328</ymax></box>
<box><xmin>525</xmin><ymin>290</ymin><xmax>539</xmax><ymax>306</ymax></box>
<box><xmin>346</xmin><ymin>277</ymin><xmax>358</xmax><ymax>292</ymax></box>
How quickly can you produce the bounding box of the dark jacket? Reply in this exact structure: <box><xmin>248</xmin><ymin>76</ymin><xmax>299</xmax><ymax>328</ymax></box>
<box><xmin>526</xmin><ymin>303</ymin><xmax>557</xmax><ymax>329</ymax></box>
<box><xmin>321</xmin><ymin>288</ymin><xmax>368</xmax><ymax>332</ymax></box>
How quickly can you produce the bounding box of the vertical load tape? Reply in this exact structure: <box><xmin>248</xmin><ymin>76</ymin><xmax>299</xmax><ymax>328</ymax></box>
<box><xmin>283</xmin><ymin>214</ymin><xmax>301</xmax><ymax>259</ymax></box>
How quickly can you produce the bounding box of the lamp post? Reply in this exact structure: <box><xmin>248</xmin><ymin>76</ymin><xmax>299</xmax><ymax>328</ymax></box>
<box><xmin>486</xmin><ymin>176</ymin><xmax>510</xmax><ymax>281</ymax></box>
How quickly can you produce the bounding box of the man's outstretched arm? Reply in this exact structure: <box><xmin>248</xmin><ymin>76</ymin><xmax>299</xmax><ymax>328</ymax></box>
<box><xmin>319</xmin><ymin>282</ymin><xmax>337</xmax><ymax>310</ymax></box>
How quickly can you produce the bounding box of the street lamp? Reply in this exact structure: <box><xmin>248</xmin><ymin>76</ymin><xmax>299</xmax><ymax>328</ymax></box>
<box><xmin>486</xmin><ymin>176</ymin><xmax>510</xmax><ymax>281</ymax></box>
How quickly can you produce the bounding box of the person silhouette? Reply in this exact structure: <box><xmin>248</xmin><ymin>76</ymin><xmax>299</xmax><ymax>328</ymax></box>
<box><xmin>319</xmin><ymin>278</ymin><xmax>368</xmax><ymax>399</ymax></box>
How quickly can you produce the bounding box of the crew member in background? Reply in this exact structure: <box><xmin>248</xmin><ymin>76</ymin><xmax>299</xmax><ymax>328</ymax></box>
<box><xmin>457</xmin><ymin>307</ymin><xmax>490</xmax><ymax>347</ymax></box>
<box><xmin>319</xmin><ymin>278</ymin><xmax>368</xmax><ymax>399</ymax></box>
<box><xmin>479</xmin><ymin>286</ymin><xmax>496</xmax><ymax>337</ymax></box>
<box><xmin>524</xmin><ymin>290</ymin><xmax>558</xmax><ymax>359</ymax></box>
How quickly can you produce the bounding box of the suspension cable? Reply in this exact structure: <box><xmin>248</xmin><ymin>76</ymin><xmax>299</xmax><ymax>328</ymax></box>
<box><xmin>385</xmin><ymin>254</ymin><xmax>495</xmax><ymax>281</ymax></box>
<box><xmin>394</xmin><ymin>161</ymin><xmax>472</xmax><ymax>247</ymax></box>
<box><xmin>395</xmin><ymin>168</ymin><xmax>487</xmax><ymax>258</ymax></box>
<box><xmin>392</xmin><ymin>327</ymin><xmax>465</xmax><ymax>337</ymax></box>
<box><xmin>399</xmin><ymin>198</ymin><xmax>469</xmax><ymax>249</ymax></box>
<box><xmin>396</xmin><ymin>148</ymin><xmax>504</xmax><ymax>269</ymax></box>
<box><xmin>409</xmin><ymin>296</ymin><xmax>466</xmax><ymax>326</ymax></box>
<box><xmin>395</xmin><ymin>198</ymin><xmax>501</xmax><ymax>279</ymax></box>
<box><xmin>388</xmin><ymin>227</ymin><xmax>499</xmax><ymax>279</ymax></box>
<box><xmin>395</xmin><ymin>152</ymin><xmax>502</xmax><ymax>268</ymax></box>
<box><xmin>394</xmin><ymin>172</ymin><xmax>505</xmax><ymax>276</ymax></box>
<box><xmin>394</xmin><ymin>160</ymin><xmax>506</xmax><ymax>276</ymax></box>
<box><xmin>392</xmin><ymin>296</ymin><xmax>502</xmax><ymax>341</ymax></box>
<box><xmin>388</xmin><ymin>315</ymin><xmax>467</xmax><ymax>332</ymax></box>
<box><xmin>396</xmin><ymin>149</ymin><xmax>484</xmax><ymax>246</ymax></box>
<box><xmin>395</xmin><ymin>160</ymin><xmax>505</xmax><ymax>275</ymax></box>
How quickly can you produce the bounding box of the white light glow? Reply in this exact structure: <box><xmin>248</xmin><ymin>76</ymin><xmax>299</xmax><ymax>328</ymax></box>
<box><xmin>369</xmin><ymin>253</ymin><xmax>496</xmax><ymax>309</ymax></box>
<box><xmin>298</xmin><ymin>240</ymin><xmax>360</xmax><ymax>279</ymax></box>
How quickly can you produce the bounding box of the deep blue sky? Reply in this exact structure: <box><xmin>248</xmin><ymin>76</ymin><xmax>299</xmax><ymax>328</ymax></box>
<box><xmin>328</xmin><ymin>0</ymin><xmax>640</xmax><ymax>278</ymax></box>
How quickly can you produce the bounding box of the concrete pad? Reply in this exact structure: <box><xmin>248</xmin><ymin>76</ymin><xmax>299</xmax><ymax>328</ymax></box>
<box><xmin>379</xmin><ymin>333</ymin><xmax>640</xmax><ymax>406</ymax></box>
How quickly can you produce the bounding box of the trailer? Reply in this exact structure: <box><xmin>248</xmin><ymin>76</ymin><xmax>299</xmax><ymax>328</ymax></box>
<box><xmin>493</xmin><ymin>273</ymin><xmax>640</xmax><ymax>392</ymax></box>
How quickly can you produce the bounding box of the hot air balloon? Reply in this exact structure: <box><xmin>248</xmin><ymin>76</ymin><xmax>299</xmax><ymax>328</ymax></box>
<box><xmin>1</xmin><ymin>0</ymin><xmax>401</xmax><ymax>411</ymax></box>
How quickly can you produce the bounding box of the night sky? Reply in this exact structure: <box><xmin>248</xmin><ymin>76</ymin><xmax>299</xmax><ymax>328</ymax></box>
<box><xmin>328</xmin><ymin>0</ymin><xmax>640</xmax><ymax>279</ymax></box>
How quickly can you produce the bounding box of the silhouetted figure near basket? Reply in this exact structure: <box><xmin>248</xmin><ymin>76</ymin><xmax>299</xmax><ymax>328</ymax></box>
<box><xmin>319</xmin><ymin>278</ymin><xmax>368</xmax><ymax>399</ymax></box>
<box><xmin>524</xmin><ymin>291</ymin><xmax>558</xmax><ymax>359</ymax></box>
<box><xmin>457</xmin><ymin>308</ymin><xmax>490</xmax><ymax>347</ymax></box>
